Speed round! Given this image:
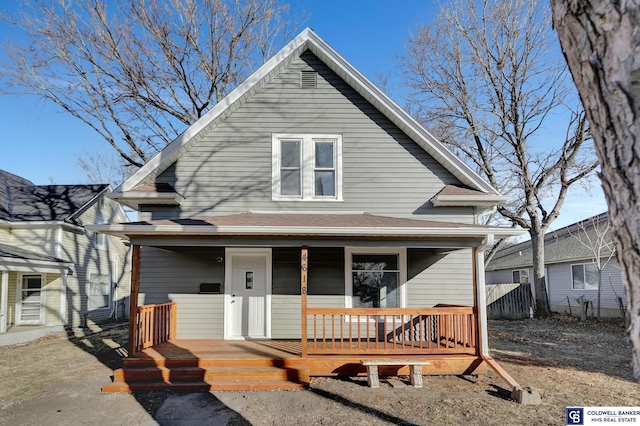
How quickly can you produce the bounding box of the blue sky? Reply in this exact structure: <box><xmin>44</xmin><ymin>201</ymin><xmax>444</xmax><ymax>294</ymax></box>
<box><xmin>0</xmin><ymin>0</ymin><xmax>606</xmax><ymax>230</ymax></box>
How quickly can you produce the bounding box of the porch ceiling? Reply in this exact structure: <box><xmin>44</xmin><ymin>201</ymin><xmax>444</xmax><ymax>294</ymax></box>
<box><xmin>89</xmin><ymin>213</ymin><xmax>523</xmax><ymax>240</ymax></box>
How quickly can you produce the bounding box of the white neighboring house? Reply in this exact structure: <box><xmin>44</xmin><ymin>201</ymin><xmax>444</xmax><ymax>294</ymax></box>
<box><xmin>486</xmin><ymin>213</ymin><xmax>626</xmax><ymax>318</ymax></box>
<box><xmin>0</xmin><ymin>169</ymin><xmax>131</xmax><ymax>345</ymax></box>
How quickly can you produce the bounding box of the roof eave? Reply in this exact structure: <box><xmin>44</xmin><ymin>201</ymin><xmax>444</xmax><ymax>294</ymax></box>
<box><xmin>88</xmin><ymin>223</ymin><xmax>525</xmax><ymax>239</ymax></box>
<box><xmin>108</xmin><ymin>191</ymin><xmax>185</xmax><ymax>210</ymax></box>
<box><xmin>431</xmin><ymin>195</ymin><xmax>510</xmax><ymax>208</ymax></box>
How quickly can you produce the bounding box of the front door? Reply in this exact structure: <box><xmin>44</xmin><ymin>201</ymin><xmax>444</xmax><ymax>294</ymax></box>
<box><xmin>17</xmin><ymin>274</ymin><xmax>44</xmax><ymax>325</ymax></box>
<box><xmin>226</xmin><ymin>249</ymin><xmax>271</xmax><ymax>339</ymax></box>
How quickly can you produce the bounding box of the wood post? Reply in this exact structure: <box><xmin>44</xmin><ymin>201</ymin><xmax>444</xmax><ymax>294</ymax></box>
<box><xmin>128</xmin><ymin>245</ymin><xmax>141</xmax><ymax>356</ymax></box>
<box><xmin>169</xmin><ymin>301</ymin><xmax>177</xmax><ymax>340</ymax></box>
<box><xmin>301</xmin><ymin>246</ymin><xmax>308</xmax><ymax>358</ymax></box>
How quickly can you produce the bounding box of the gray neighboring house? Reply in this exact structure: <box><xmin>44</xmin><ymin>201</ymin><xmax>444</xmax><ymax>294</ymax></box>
<box><xmin>0</xmin><ymin>169</ymin><xmax>131</xmax><ymax>345</ymax></box>
<box><xmin>94</xmin><ymin>27</ymin><xmax>519</xmax><ymax>369</ymax></box>
<box><xmin>486</xmin><ymin>212</ymin><xmax>626</xmax><ymax>318</ymax></box>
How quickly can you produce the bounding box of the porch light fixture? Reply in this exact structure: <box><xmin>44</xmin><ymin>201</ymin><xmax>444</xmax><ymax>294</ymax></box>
<box><xmin>67</xmin><ymin>267</ymin><xmax>74</xmax><ymax>276</ymax></box>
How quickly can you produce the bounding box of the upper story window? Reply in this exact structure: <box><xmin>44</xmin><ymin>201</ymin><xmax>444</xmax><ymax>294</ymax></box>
<box><xmin>272</xmin><ymin>134</ymin><xmax>342</xmax><ymax>201</ymax></box>
<box><xmin>95</xmin><ymin>210</ymin><xmax>107</xmax><ymax>250</ymax></box>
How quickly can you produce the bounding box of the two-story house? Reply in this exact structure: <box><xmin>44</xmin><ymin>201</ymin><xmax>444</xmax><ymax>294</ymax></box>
<box><xmin>0</xmin><ymin>169</ymin><xmax>130</xmax><ymax>345</ymax></box>
<box><xmin>93</xmin><ymin>29</ymin><xmax>523</xmax><ymax>394</ymax></box>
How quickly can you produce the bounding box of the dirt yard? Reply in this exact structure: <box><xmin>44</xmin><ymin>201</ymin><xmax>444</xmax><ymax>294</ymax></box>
<box><xmin>0</xmin><ymin>316</ymin><xmax>638</xmax><ymax>426</ymax></box>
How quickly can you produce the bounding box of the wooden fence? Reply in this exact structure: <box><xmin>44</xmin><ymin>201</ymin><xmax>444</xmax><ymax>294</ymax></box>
<box><xmin>486</xmin><ymin>283</ymin><xmax>533</xmax><ymax>319</ymax></box>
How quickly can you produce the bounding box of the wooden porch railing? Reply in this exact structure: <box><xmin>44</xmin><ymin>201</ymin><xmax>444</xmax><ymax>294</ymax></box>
<box><xmin>132</xmin><ymin>302</ymin><xmax>177</xmax><ymax>354</ymax></box>
<box><xmin>303</xmin><ymin>306</ymin><xmax>477</xmax><ymax>356</ymax></box>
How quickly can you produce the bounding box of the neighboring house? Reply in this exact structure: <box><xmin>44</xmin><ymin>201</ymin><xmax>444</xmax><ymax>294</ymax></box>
<box><xmin>0</xmin><ymin>169</ymin><xmax>131</xmax><ymax>345</ymax></box>
<box><xmin>93</xmin><ymin>29</ymin><xmax>521</xmax><ymax>392</ymax></box>
<box><xmin>486</xmin><ymin>212</ymin><xmax>626</xmax><ymax>318</ymax></box>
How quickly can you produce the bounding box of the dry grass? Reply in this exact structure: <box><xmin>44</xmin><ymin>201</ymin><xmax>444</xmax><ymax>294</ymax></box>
<box><xmin>0</xmin><ymin>316</ymin><xmax>637</xmax><ymax>426</ymax></box>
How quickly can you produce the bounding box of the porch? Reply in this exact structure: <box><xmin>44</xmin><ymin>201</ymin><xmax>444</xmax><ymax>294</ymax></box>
<box><xmin>104</xmin><ymin>338</ymin><xmax>486</xmax><ymax>392</ymax></box>
<box><xmin>103</xmin><ymin>299</ymin><xmax>485</xmax><ymax>392</ymax></box>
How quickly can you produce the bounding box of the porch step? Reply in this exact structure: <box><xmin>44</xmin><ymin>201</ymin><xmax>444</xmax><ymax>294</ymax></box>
<box><xmin>123</xmin><ymin>356</ymin><xmax>294</xmax><ymax>369</ymax></box>
<box><xmin>102</xmin><ymin>380</ymin><xmax>307</xmax><ymax>393</ymax></box>
<box><xmin>112</xmin><ymin>365</ymin><xmax>309</xmax><ymax>383</ymax></box>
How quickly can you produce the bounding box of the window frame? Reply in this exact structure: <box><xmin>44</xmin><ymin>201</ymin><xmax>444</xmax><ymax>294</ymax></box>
<box><xmin>344</xmin><ymin>247</ymin><xmax>407</xmax><ymax>311</ymax></box>
<box><xmin>571</xmin><ymin>263</ymin><xmax>599</xmax><ymax>291</ymax></box>
<box><xmin>272</xmin><ymin>134</ymin><xmax>343</xmax><ymax>201</ymax></box>
<box><xmin>87</xmin><ymin>272</ymin><xmax>111</xmax><ymax>311</ymax></box>
<box><xmin>512</xmin><ymin>269</ymin><xmax>529</xmax><ymax>284</ymax></box>
<box><xmin>16</xmin><ymin>273</ymin><xmax>45</xmax><ymax>325</ymax></box>
<box><xmin>95</xmin><ymin>208</ymin><xmax>107</xmax><ymax>250</ymax></box>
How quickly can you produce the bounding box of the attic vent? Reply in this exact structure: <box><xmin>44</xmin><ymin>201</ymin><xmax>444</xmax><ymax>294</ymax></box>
<box><xmin>300</xmin><ymin>70</ymin><xmax>317</xmax><ymax>88</ymax></box>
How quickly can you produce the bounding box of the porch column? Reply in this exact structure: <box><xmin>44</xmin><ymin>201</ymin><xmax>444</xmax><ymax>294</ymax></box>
<box><xmin>475</xmin><ymin>235</ymin><xmax>494</xmax><ymax>356</ymax></box>
<box><xmin>301</xmin><ymin>246</ymin><xmax>308</xmax><ymax>358</ymax></box>
<box><xmin>1</xmin><ymin>270</ymin><xmax>8</xmax><ymax>333</ymax></box>
<box><xmin>128</xmin><ymin>245</ymin><xmax>141</xmax><ymax>356</ymax></box>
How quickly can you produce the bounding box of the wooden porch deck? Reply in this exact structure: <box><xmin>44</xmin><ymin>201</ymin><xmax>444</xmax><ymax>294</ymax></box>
<box><xmin>103</xmin><ymin>339</ymin><xmax>486</xmax><ymax>392</ymax></box>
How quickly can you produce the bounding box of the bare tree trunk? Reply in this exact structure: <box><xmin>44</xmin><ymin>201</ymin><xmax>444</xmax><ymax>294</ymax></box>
<box><xmin>597</xmin><ymin>270</ymin><xmax>602</xmax><ymax>319</ymax></box>
<box><xmin>530</xmin><ymin>231</ymin><xmax>551</xmax><ymax>317</ymax></box>
<box><xmin>551</xmin><ymin>0</ymin><xmax>640</xmax><ymax>381</ymax></box>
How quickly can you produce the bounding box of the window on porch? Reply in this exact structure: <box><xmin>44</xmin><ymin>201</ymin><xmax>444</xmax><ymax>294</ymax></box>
<box><xmin>346</xmin><ymin>248</ymin><xmax>407</xmax><ymax>309</ymax></box>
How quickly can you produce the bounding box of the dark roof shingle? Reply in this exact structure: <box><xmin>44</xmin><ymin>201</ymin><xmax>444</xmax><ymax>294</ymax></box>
<box><xmin>0</xmin><ymin>169</ymin><xmax>108</xmax><ymax>222</ymax></box>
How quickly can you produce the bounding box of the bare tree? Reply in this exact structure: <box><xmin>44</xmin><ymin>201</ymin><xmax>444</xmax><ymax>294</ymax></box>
<box><xmin>568</xmin><ymin>213</ymin><xmax>616</xmax><ymax>319</ymax></box>
<box><xmin>0</xmin><ymin>0</ymin><xmax>303</xmax><ymax>168</ymax></box>
<box><xmin>551</xmin><ymin>0</ymin><xmax>640</xmax><ymax>381</ymax></box>
<box><xmin>77</xmin><ymin>151</ymin><xmax>132</xmax><ymax>187</ymax></box>
<box><xmin>401</xmin><ymin>0</ymin><xmax>598</xmax><ymax>317</ymax></box>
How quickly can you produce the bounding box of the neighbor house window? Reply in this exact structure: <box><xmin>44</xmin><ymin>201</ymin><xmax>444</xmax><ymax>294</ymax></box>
<box><xmin>512</xmin><ymin>269</ymin><xmax>529</xmax><ymax>284</ymax></box>
<box><xmin>272</xmin><ymin>134</ymin><xmax>342</xmax><ymax>200</ymax></box>
<box><xmin>95</xmin><ymin>210</ymin><xmax>107</xmax><ymax>250</ymax></box>
<box><xmin>572</xmin><ymin>264</ymin><xmax>598</xmax><ymax>290</ymax></box>
<box><xmin>345</xmin><ymin>248</ymin><xmax>407</xmax><ymax>309</ymax></box>
<box><xmin>88</xmin><ymin>273</ymin><xmax>110</xmax><ymax>310</ymax></box>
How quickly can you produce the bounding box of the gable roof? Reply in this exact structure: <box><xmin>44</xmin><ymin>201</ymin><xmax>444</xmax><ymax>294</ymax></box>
<box><xmin>0</xmin><ymin>169</ymin><xmax>34</xmax><ymax>220</ymax></box>
<box><xmin>117</xmin><ymin>28</ymin><xmax>500</xmax><ymax>197</ymax></box>
<box><xmin>0</xmin><ymin>169</ymin><xmax>109</xmax><ymax>223</ymax></box>
<box><xmin>486</xmin><ymin>212</ymin><xmax>613</xmax><ymax>271</ymax></box>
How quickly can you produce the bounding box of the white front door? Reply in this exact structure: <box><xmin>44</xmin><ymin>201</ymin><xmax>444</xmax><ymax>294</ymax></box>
<box><xmin>17</xmin><ymin>274</ymin><xmax>45</xmax><ymax>325</ymax></box>
<box><xmin>226</xmin><ymin>249</ymin><xmax>271</xmax><ymax>339</ymax></box>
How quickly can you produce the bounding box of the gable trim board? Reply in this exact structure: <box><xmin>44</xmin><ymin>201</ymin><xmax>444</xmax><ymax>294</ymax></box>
<box><xmin>116</xmin><ymin>28</ymin><xmax>500</xmax><ymax>199</ymax></box>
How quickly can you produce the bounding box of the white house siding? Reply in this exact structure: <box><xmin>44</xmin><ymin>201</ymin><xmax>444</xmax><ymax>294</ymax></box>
<box><xmin>138</xmin><ymin>246</ymin><xmax>225</xmax><ymax>339</ymax></box>
<box><xmin>43</xmin><ymin>273</ymin><xmax>63</xmax><ymax>326</ymax></box>
<box><xmin>11</xmin><ymin>227</ymin><xmax>58</xmax><ymax>255</ymax></box>
<box><xmin>142</xmin><ymin>51</ymin><xmax>474</xmax><ymax>223</ymax></box>
<box><xmin>548</xmin><ymin>260</ymin><xmax>625</xmax><ymax>317</ymax></box>
<box><xmin>406</xmin><ymin>248</ymin><xmax>474</xmax><ymax>307</ymax></box>
<box><xmin>485</xmin><ymin>269</ymin><xmax>518</xmax><ymax>285</ymax></box>
<box><xmin>62</xmin><ymin>199</ymin><xmax>131</xmax><ymax>328</ymax></box>
<box><xmin>0</xmin><ymin>228</ymin><xmax>9</xmax><ymax>245</ymax></box>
